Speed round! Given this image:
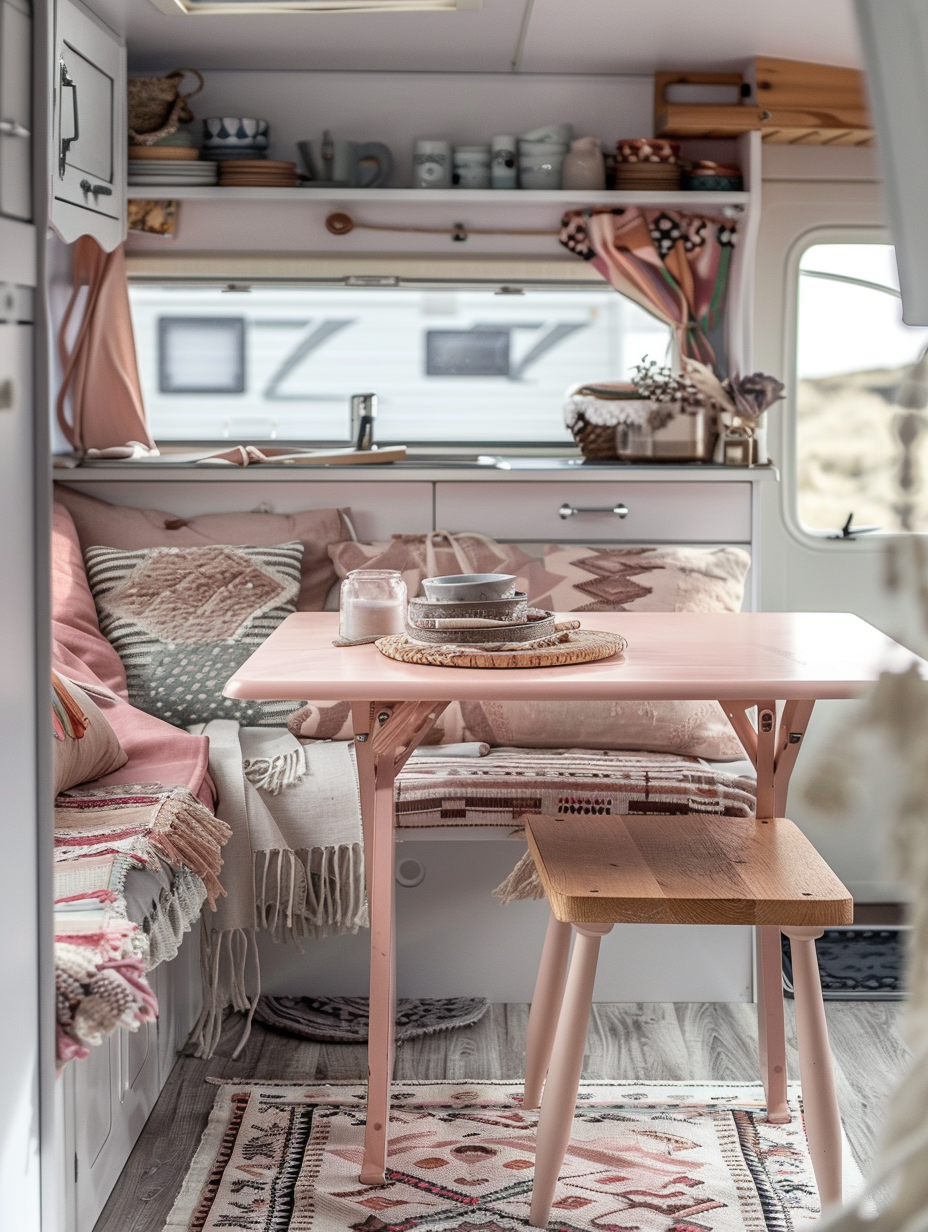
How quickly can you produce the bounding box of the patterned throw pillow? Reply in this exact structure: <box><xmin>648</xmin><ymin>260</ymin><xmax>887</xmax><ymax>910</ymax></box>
<box><xmin>85</xmin><ymin>542</ymin><xmax>304</xmax><ymax>728</ymax></box>
<box><xmin>329</xmin><ymin>536</ymin><xmax>750</xmax><ymax>614</ymax></box>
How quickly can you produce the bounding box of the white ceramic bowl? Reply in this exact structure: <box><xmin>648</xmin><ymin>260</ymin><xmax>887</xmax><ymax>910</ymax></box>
<box><xmin>522</xmin><ymin>123</ymin><xmax>573</xmax><ymax>145</ymax></box>
<box><xmin>421</xmin><ymin>573</ymin><xmax>517</xmax><ymax>601</ymax></box>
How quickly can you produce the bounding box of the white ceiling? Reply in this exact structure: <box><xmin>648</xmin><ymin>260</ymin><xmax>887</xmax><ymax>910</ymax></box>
<box><xmin>96</xmin><ymin>0</ymin><xmax>863</xmax><ymax>74</ymax></box>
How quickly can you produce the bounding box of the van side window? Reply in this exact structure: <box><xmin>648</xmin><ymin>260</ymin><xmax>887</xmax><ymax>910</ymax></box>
<box><xmin>796</xmin><ymin>242</ymin><xmax>928</xmax><ymax>534</ymax></box>
<box><xmin>128</xmin><ymin>284</ymin><xmax>671</xmax><ymax>446</ymax></box>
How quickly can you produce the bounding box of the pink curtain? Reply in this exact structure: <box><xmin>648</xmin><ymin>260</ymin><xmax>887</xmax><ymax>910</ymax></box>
<box><xmin>560</xmin><ymin>207</ymin><xmax>737</xmax><ymax>368</ymax></box>
<box><xmin>56</xmin><ymin>237</ymin><xmax>154</xmax><ymax>455</ymax></box>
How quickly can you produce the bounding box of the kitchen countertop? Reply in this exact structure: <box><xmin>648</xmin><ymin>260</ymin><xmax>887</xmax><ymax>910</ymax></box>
<box><xmin>54</xmin><ymin>456</ymin><xmax>780</xmax><ymax>483</ymax></box>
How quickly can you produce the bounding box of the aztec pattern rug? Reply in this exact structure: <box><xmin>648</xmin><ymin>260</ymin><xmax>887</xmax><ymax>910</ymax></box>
<box><xmin>254</xmin><ymin>996</ymin><xmax>490</xmax><ymax>1043</ymax></box>
<box><xmin>782</xmin><ymin>928</ymin><xmax>907</xmax><ymax>1001</ymax></box>
<box><xmin>165</xmin><ymin>1080</ymin><xmax>863</xmax><ymax>1232</ymax></box>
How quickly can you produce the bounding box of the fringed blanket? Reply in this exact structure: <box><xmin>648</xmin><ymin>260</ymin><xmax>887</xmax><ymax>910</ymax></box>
<box><xmin>54</xmin><ymin>783</ymin><xmax>231</xmax><ymax>907</ymax></box>
<box><xmin>188</xmin><ymin>721</ymin><xmax>365</xmax><ymax>1060</ymax></box>
<box><xmin>54</xmin><ymin>784</ymin><xmax>232</xmax><ymax>1066</ymax></box>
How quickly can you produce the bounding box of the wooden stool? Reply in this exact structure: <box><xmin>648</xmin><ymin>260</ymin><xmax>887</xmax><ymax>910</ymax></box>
<box><xmin>522</xmin><ymin>813</ymin><xmax>853</xmax><ymax>1228</ymax></box>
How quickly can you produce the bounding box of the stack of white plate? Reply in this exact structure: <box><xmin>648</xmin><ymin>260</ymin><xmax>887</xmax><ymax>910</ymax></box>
<box><xmin>127</xmin><ymin>160</ymin><xmax>219</xmax><ymax>188</ymax></box>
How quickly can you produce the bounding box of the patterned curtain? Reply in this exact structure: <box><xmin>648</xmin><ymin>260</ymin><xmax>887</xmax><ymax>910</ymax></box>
<box><xmin>560</xmin><ymin>207</ymin><xmax>737</xmax><ymax>370</ymax></box>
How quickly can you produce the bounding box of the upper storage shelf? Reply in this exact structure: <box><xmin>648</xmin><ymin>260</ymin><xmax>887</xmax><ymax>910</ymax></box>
<box><xmin>136</xmin><ymin>186</ymin><xmax>749</xmax><ymax>208</ymax></box>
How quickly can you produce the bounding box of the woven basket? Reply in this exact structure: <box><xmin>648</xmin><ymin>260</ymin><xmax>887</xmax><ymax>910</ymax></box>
<box><xmin>564</xmin><ymin>384</ymin><xmax>715</xmax><ymax>463</ymax></box>
<box><xmin>127</xmin><ymin>68</ymin><xmax>204</xmax><ymax>146</ymax></box>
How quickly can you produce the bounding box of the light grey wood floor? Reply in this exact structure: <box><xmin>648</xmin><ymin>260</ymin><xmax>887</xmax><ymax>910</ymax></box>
<box><xmin>93</xmin><ymin>1001</ymin><xmax>910</xmax><ymax>1232</ymax></box>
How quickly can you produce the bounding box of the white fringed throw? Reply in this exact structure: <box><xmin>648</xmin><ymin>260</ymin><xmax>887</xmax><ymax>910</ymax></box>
<box><xmin>187</xmin><ymin>721</ymin><xmax>366</xmax><ymax>1058</ymax></box>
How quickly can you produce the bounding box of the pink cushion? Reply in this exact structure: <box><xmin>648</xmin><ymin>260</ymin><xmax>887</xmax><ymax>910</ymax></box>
<box><xmin>55</xmin><ymin>484</ymin><xmax>349</xmax><ymax>611</ymax></box>
<box><xmin>52</xmin><ymin>501</ymin><xmax>128</xmax><ymax>696</ymax></box>
<box><xmin>51</xmin><ymin>501</ymin><xmax>213</xmax><ymax>806</ymax></box>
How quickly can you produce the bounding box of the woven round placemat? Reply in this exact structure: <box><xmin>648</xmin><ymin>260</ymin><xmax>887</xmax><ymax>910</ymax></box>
<box><xmin>375</xmin><ymin>628</ymin><xmax>627</xmax><ymax>669</ymax></box>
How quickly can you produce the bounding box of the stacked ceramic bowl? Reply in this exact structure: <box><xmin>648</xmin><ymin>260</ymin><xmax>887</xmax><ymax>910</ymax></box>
<box><xmin>406</xmin><ymin>574</ymin><xmax>556</xmax><ymax>645</ymax></box>
<box><xmin>518</xmin><ymin>123</ymin><xmax>572</xmax><ymax>190</ymax></box>
<box><xmin>201</xmin><ymin>117</ymin><xmax>271</xmax><ymax>162</ymax></box>
<box><xmin>613</xmin><ymin>138</ymin><xmax>682</xmax><ymax>190</ymax></box>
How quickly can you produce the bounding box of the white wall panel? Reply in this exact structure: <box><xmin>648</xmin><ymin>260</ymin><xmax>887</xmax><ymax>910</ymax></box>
<box><xmin>0</xmin><ymin>322</ymin><xmax>41</xmax><ymax>1228</ymax></box>
<box><xmin>257</xmin><ymin>841</ymin><xmax>753</xmax><ymax>1003</ymax></box>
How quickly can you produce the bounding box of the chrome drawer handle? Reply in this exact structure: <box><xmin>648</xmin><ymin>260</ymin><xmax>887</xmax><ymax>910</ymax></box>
<box><xmin>558</xmin><ymin>502</ymin><xmax>629</xmax><ymax>520</ymax></box>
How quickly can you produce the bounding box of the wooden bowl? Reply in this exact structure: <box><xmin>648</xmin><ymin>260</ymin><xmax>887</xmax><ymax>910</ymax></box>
<box><xmin>128</xmin><ymin>145</ymin><xmax>200</xmax><ymax>161</ymax></box>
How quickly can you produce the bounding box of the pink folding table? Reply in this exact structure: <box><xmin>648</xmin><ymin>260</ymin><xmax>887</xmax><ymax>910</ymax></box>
<box><xmin>225</xmin><ymin>609</ymin><xmax>917</xmax><ymax>1184</ymax></box>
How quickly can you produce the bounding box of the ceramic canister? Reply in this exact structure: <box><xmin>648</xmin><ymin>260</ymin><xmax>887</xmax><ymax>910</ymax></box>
<box><xmin>561</xmin><ymin>136</ymin><xmax>606</xmax><ymax>190</ymax></box>
<box><xmin>491</xmin><ymin>135</ymin><xmax>517</xmax><ymax>188</ymax></box>
<box><xmin>453</xmin><ymin>145</ymin><xmax>491</xmax><ymax>188</ymax></box>
<box><xmin>414</xmin><ymin>139</ymin><xmax>453</xmax><ymax>188</ymax></box>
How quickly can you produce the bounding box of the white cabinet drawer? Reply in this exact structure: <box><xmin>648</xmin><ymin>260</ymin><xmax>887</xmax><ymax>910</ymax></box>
<box><xmin>62</xmin><ymin>480</ymin><xmax>435</xmax><ymax>543</ymax></box>
<box><xmin>435</xmin><ymin>481</ymin><xmax>752</xmax><ymax>543</ymax></box>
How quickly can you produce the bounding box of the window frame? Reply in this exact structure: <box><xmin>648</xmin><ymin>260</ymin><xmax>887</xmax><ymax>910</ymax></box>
<box><xmin>126</xmin><ymin>272</ymin><xmax>674</xmax><ymax>450</ymax></box>
<box><xmin>781</xmin><ymin>222</ymin><xmax>926</xmax><ymax>549</ymax></box>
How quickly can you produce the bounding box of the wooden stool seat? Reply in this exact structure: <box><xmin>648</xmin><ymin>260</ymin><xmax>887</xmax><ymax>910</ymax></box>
<box><xmin>525</xmin><ymin>813</ymin><xmax>853</xmax><ymax>927</ymax></box>
<box><xmin>521</xmin><ymin>813</ymin><xmax>852</xmax><ymax>1228</ymax></box>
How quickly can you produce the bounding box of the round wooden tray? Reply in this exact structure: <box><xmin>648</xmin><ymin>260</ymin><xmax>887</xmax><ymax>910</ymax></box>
<box><xmin>375</xmin><ymin>628</ymin><xmax>627</xmax><ymax>669</ymax></box>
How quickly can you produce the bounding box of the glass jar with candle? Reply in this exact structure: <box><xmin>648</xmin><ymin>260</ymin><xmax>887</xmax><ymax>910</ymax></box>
<box><xmin>339</xmin><ymin>569</ymin><xmax>407</xmax><ymax>642</ymax></box>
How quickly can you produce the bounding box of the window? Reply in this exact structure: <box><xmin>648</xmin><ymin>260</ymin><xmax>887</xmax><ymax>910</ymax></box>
<box><xmin>796</xmin><ymin>242</ymin><xmax>928</xmax><ymax>533</ymax></box>
<box><xmin>128</xmin><ymin>284</ymin><xmax>671</xmax><ymax>445</ymax></box>
<box><xmin>158</xmin><ymin>317</ymin><xmax>246</xmax><ymax>393</ymax></box>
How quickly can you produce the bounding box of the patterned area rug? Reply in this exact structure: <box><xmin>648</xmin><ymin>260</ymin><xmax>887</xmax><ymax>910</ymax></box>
<box><xmin>782</xmin><ymin>928</ymin><xmax>907</xmax><ymax>1001</ymax></box>
<box><xmin>165</xmin><ymin>1080</ymin><xmax>863</xmax><ymax>1231</ymax></box>
<box><xmin>254</xmin><ymin>996</ymin><xmax>490</xmax><ymax>1043</ymax></box>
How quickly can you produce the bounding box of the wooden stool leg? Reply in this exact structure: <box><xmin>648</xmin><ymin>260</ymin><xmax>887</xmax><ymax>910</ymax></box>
<box><xmin>530</xmin><ymin>923</ymin><xmax>612</xmax><ymax>1229</ymax></box>
<box><xmin>756</xmin><ymin>925</ymin><xmax>791</xmax><ymax>1124</ymax></box>
<box><xmin>782</xmin><ymin>926</ymin><xmax>842</xmax><ymax>1209</ymax></box>
<box><xmin>524</xmin><ymin>913</ymin><xmax>573</xmax><ymax>1109</ymax></box>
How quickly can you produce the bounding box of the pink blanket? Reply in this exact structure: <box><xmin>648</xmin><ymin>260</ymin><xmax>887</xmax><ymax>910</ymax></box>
<box><xmin>52</xmin><ymin>501</ymin><xmax>214</xmax><ymax>808</ymax></box>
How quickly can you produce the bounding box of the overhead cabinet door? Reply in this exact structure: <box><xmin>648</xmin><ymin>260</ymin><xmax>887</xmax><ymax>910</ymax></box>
<box><xmin>52</xmin><ymin>0</ymin><xmax>125</xmax><ymax>248</ymax></box>
<box><xmin>0</xmin><ymin>0</ymin><xmax>32</xmax><ymax>221</ymax></box>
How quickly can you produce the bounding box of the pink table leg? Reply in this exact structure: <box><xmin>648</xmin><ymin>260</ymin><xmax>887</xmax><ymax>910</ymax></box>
<box><xmin>720</xmin><ymin>698</ymin><xmax>815</xmax><ymax>1124</ymax></box>
<box><xmin>524</xmin><ymin>913</ymin><xmax>573</xmax><ymax>1109</ymax></box>
<box><xmin>354</xmin><ymin>699</ymin><xmax>448</xmax><ymax>1186</ymax></box>
<box><xmin>782</xmin><ymin>924</ymin><xmax>843</xmax><ymax>1207</ymax></box>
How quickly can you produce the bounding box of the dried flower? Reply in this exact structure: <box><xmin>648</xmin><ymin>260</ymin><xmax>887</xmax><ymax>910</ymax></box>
<box><xmin>630</xmin><ymin>358</ymin><xmax>706</xmax><ymax>412</ymax></box>
<box><xmin>724</xmin><ymin>372</ymin><xmax>785</xmax><ymax>425</ymax></box>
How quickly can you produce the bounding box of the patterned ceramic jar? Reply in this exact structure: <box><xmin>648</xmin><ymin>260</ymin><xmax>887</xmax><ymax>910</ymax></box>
<box><xmin>414</xmin><ymin>139</ymin><xmax>452</xmax><ymax>189</ymax></box>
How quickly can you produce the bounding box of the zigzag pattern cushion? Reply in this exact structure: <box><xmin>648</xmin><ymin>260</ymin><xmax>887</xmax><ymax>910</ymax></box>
<box><xmin>85</xmin><ymin>541</ymin><xmax>304</xmax><ymax>728</ymax></box>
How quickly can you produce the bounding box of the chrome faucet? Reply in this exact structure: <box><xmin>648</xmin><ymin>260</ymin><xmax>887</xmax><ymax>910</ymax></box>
<box><xmin>350</xmin><ymin>393</ymin><xmax>377</xmax><ymax>451</ymax></box>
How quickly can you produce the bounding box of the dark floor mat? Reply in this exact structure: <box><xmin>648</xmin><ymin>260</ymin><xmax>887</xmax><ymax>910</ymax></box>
<box><xmin>782</xmin><ymin>927</ymin><xmax>907</xmax><ymax>1000</ymax></box>
<box><xmin>254</xmin><ymin>995</ymin><xmax>490</xmax><ymax>1043</ymax></box>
